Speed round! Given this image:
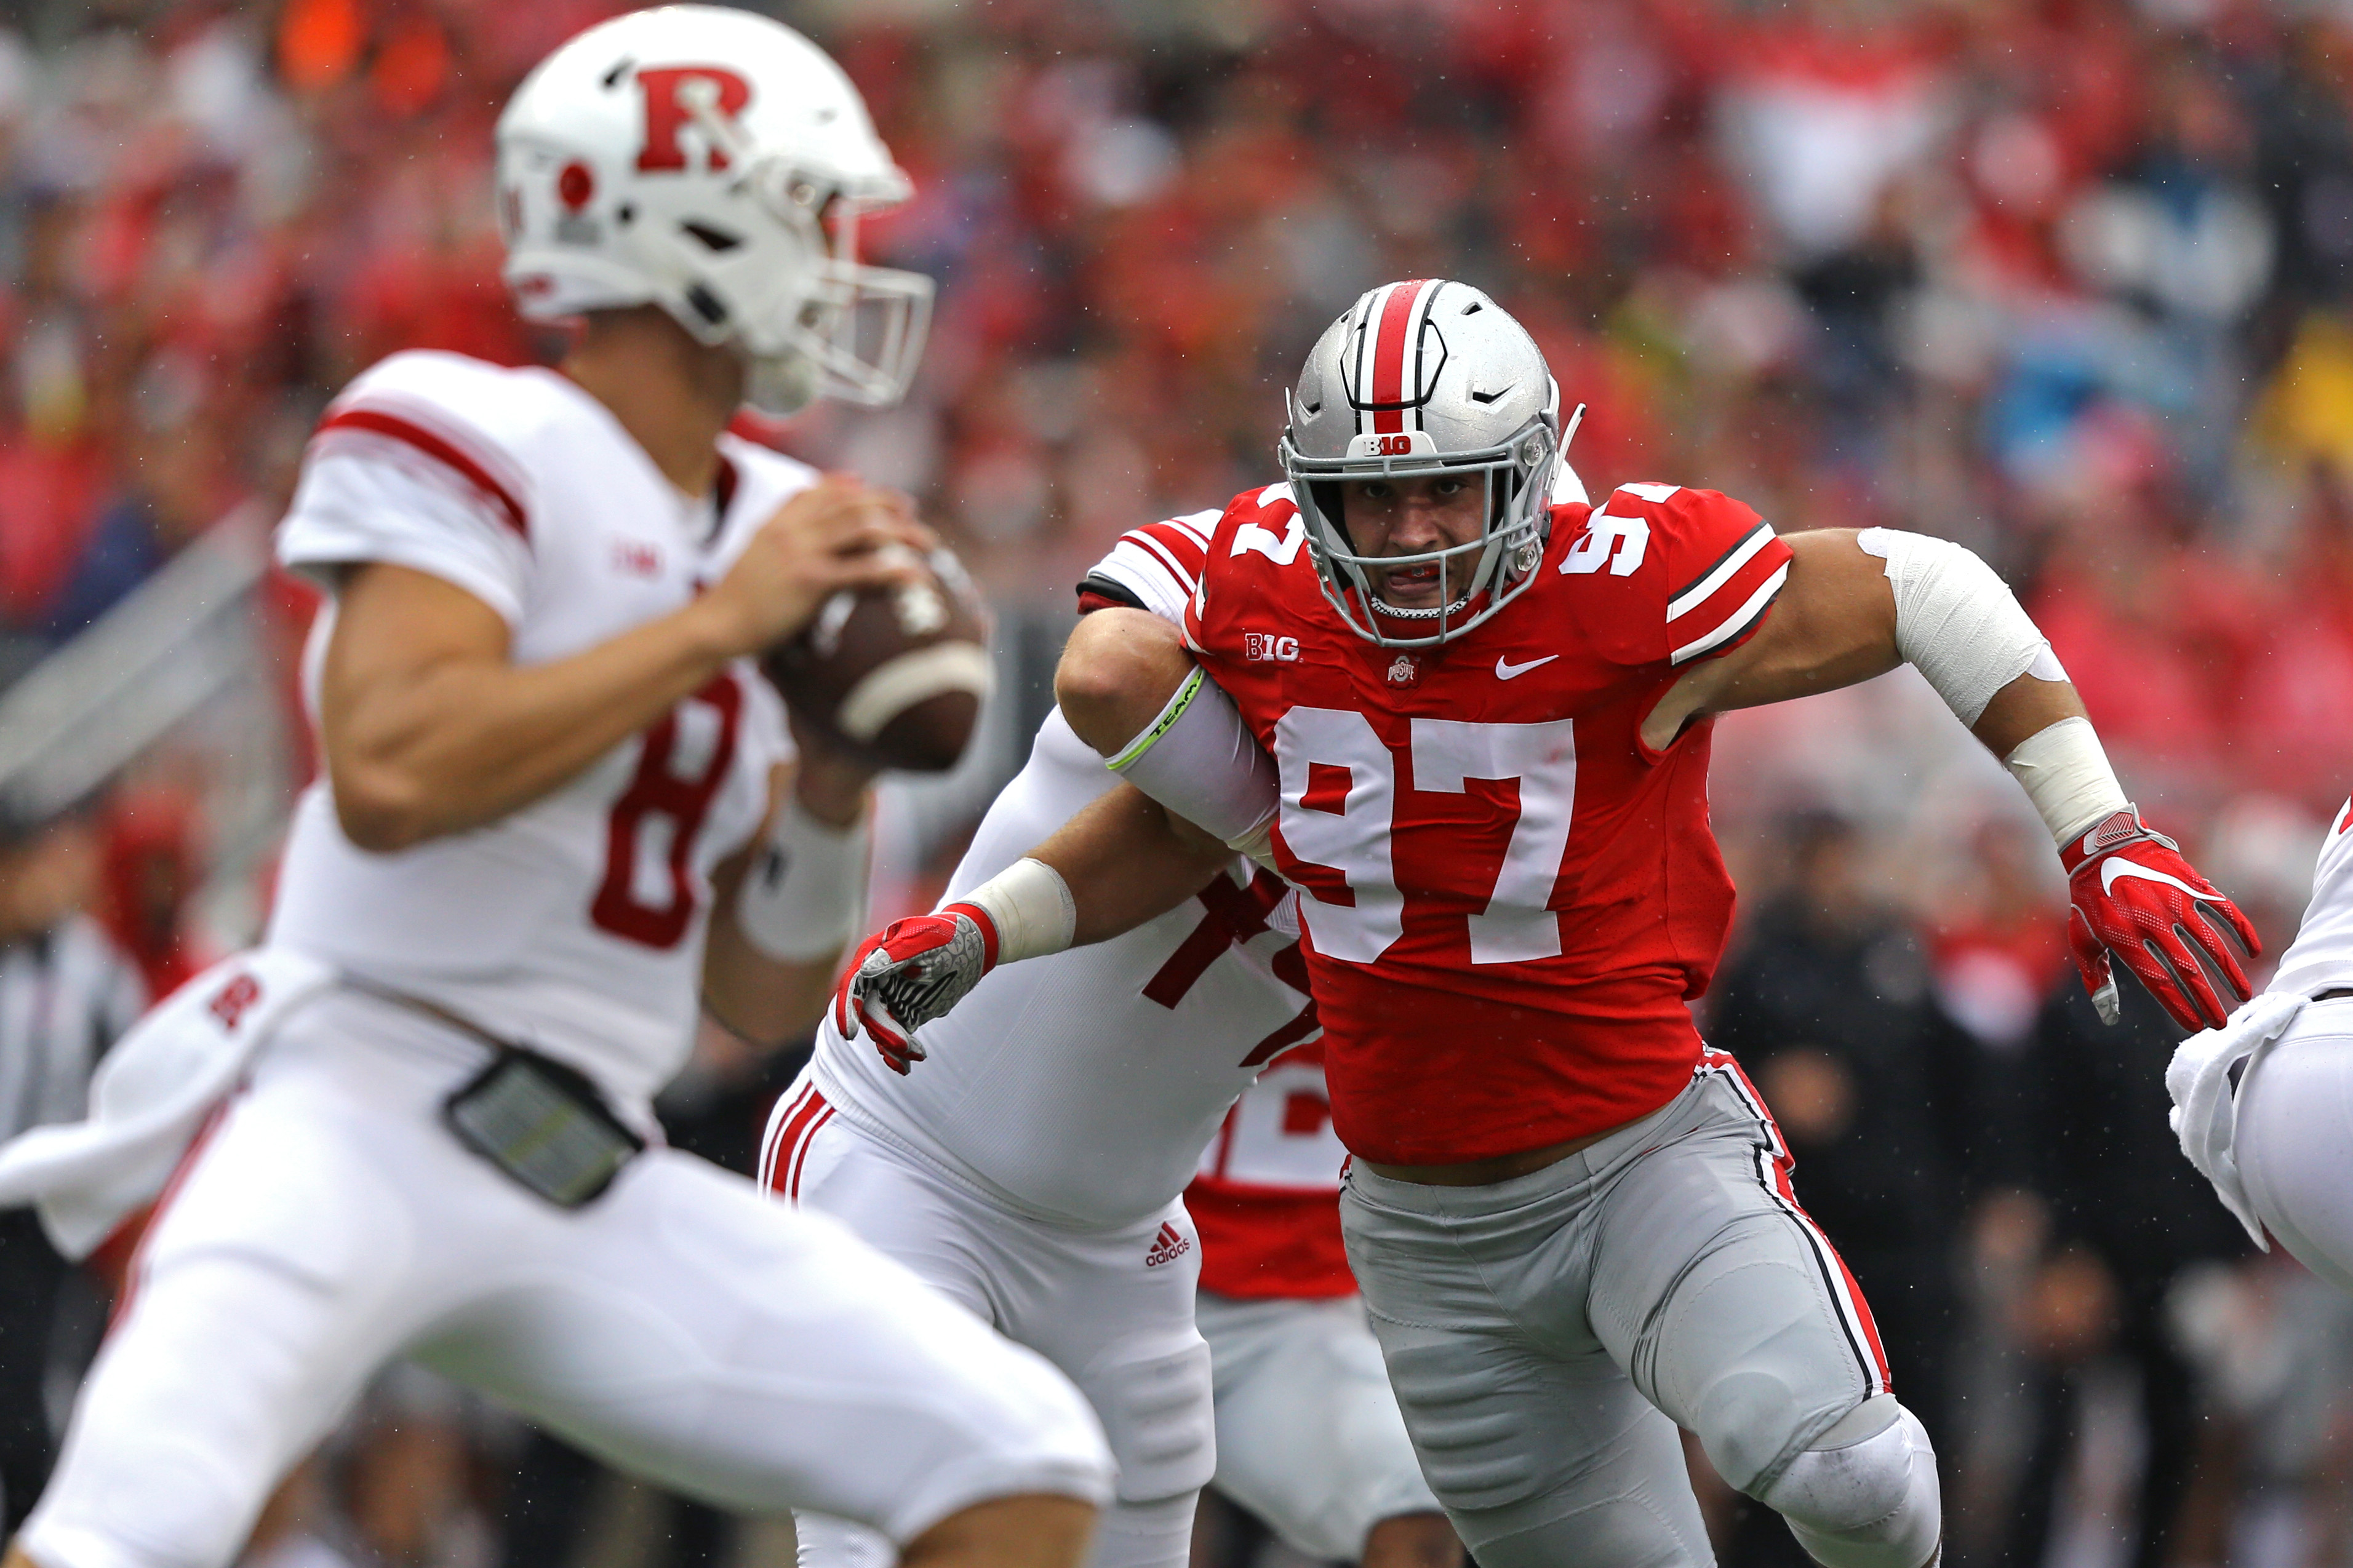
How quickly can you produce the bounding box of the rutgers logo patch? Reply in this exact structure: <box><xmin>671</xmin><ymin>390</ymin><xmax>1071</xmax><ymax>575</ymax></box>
<box><xmin>208</xmin><ymin>974</ymin><xmax>263</xmax><ymax>1032</ymax></box>
<box><xmin>635</xmin><ymin>65</ymin><xmax>753</xmax><ymax>173</ymax></box>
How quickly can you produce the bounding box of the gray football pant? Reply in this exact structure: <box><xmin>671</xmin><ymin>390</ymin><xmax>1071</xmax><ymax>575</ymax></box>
<box><xmin>1340</xmin><ymin>1054</ymin><xmax>1892</xmax><ymax>1568</ymax></box>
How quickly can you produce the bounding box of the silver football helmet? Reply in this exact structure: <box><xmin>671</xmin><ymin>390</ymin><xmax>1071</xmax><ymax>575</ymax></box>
<box><xmin>1279</xmin><ymin>279</ymin><xmax>1581</xmax><ymax>647</ymax></box>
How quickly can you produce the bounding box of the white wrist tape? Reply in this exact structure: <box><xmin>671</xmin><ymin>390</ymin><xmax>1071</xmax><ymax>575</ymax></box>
<box><xmin>2004</xmin><ymin>716</ymin><xmax>2130</xmax><ymax>846</ymax></box>
<box><xmin>1105</xmin><ymin>668</ymin><xmax>1279</xmax><ymax>854</ymax></box>
<box><xmin>735</xmin><ymin>798</ymin><xmax>870</xmax><ymax>962</ymax></box>
<box><xmin>960</xmin><ymin>858</ymin><xmax>1076</xmax><ymax>963</ymax></box>
<box><xmin>1858</xmin><ymin>528</ymin><xmax>2068</xmax><ymax>727</ymax></box>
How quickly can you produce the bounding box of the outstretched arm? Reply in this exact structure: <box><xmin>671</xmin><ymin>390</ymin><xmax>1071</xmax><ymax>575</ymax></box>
<box><xmin>829</xmin><ymin>789</ymin><xmax>1232</xmax><ymax>1070</ymax></box>
<box><xmin>830</xmin><ymin>607</ymin><xmax>1268</xmax><ymax>1070</ymax></box>
<box><xmin>1650</xmin><ymin>527</ymin><xmax>2255</xmax><ymax>1030</ymax></box>
<box><xmin>1639</xmin><ymin>530</ymin><xmax>2083</xmax><ymax>757</ymax></box>
<box><xmin>1034</xmin><ymin>784</ymin><xmax>1239</xmax><ymax>945</ymax></box>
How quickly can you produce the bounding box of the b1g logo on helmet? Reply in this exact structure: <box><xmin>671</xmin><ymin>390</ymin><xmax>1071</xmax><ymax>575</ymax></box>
<box><xmin>634</xmin><ymin>65</ymin><xmax>753</xmax><ymax>173</ymax></box>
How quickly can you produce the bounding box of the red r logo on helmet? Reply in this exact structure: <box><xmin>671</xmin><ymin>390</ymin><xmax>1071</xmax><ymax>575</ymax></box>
<box><xmin>208</xmin><ymin>974</ymin><xmax>263</xmax><ymax>1032</ymax></box>
<box><xmin>636</xmin><ymin>66</ymin><xmax>752</xmax><ymax>173</ymax></box>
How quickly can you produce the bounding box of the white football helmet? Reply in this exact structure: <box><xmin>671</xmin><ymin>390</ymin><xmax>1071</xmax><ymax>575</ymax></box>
<box><xmin>1280</xmin><ymin>279</ymin><xmax>1583</xmax><ymax>646</ymax></box>
<box><xmin>497</xmin><ymin>6</ymin><xmax>933</xmax><ymax>415</ymax></box>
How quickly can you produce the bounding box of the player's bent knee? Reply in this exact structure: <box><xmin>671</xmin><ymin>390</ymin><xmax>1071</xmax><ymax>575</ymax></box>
<box><xmin>898</xmin><ymin>1494</ymin><xmax>1098</xmax><ymax>1568</ymax></box>
<box><xmin>1054</xmin><ymin>610</ymin><xmax>1193</xmax><ymax>757</ymax></box>
<box><xmin>1754</xmin><ymin>1397</ymin><xmax>1941</xmax><ymax>1568</ymax></box>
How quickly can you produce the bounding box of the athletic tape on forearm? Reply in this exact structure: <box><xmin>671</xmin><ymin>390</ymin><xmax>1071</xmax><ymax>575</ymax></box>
<box><xmin>733</xmin><ymin>798</ymin><xmax>870</xmax><ymax>962</ymax></box>
<box><xmin>1857</xmin><ymin>528</ymin><xmax>2069</xmax><ymax>728</ymax></box>
<box><xmin>1105</xmin><ymin>669</ymin><xmax>1279</xmax><ymax>851</ymax></box>
<box><xmin>2004</xmin><ymin>716</ymin><xmax>2130</xmax><ymax>846</ymax></box>
<box><xmin>960</xmin><ymin>857</ymin><xmax>1076</xmax><ymax>963</ymax></box>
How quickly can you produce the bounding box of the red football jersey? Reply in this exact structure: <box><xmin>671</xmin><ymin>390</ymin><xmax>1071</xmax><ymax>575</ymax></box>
<box><xmin>1188</xmin><ymin>1043</ymin><xmax>1356</xmax><ymax>1299</ymax></box>
<box><xmin>1184</xmin><ymin>479</ymin><xmax>1792</xmax><ymax>1164</ymax></box>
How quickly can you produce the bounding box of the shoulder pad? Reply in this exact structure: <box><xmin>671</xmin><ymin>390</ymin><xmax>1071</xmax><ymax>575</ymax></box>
<box><xmin>1082</xmin><ymin>508</ymin><xmax>1220</xmax><ymax>625</ymax></box>
<box><xmin>314</xmin><ymin>353</ymin><xmax>550</xmax><ymax>540</ymax></box>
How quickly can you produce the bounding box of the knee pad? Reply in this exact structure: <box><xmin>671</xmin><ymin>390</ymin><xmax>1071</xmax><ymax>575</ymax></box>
<box><xmin>1754</xmin><ymin>1397</ymin><xmax>1941</xmax><ymax>1568</ymax></box>
<box><xmin>1082</xmin><ymin>1335</ymin><xmax>1215</xmax><ymax>1503</ymax></box>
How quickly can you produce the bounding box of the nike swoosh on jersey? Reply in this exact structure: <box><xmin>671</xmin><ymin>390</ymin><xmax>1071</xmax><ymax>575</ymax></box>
<box><xmin>1495</xmin><ymin>655</ymin><xmax>1559</xmax><ymax>680</ymax></box>
<box><xmin>2101</xmin><ymin>859</ymin><xmax>2207</xmax><ymax>900</ymax></box>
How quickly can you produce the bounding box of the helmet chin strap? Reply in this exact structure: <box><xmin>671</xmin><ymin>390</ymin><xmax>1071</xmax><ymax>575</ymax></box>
<box><xmin>742</xmin><ymin>349</ymin><xmax>820</xmax><ymax>416</ymax></box>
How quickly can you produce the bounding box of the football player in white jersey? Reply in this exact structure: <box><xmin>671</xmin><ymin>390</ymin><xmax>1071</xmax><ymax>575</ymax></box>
<box><xmin>769</xmin><ymin>518</ymin><xmax>1452</xmax><ymax>1568</ymax></box>
<box><xmin>3</xmin><ymin>12</ymin><xmax>1111</xmax><ymax>1568</ymax></box>
<box><xmin>2170</xmin><ymin>795</ymin><xmax>2353</xmax><ymax>1295</ymax></box>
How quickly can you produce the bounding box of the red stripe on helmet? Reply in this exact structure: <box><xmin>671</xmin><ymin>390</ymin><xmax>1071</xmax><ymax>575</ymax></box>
<box><xmin>1369</xmin><ymin>279</ymin><xmax>1430</xmax><ymax>435</ymax></box>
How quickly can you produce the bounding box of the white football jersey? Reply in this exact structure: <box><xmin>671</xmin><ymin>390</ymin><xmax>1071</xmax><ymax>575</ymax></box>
<box><xmin>810</xmin><ymin>511</ymin><xmax>1321</xmax><ymax>1229</ymax></box>
<box><xmin>269</xmin><ymin>350</ymin><xmax>799</xmax><ymax>1106</ymax></box>
<box><xmin>2271</xmin><ymin>797</ymin><xmax>2353</xmax><ymax>1001</ymax></box>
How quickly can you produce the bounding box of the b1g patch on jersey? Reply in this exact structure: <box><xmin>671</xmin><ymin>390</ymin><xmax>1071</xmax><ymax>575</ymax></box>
<box><xmin>1245</xmin><ymin>632</ymin><xmax>1301</xmax><ymax>663</ymax></box>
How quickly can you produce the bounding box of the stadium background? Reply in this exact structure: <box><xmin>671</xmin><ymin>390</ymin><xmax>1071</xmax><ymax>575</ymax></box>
<box><xmin>4</xmin><ymin>0</ymin><xmax>2353</xmax><ymax>1564</ymax></box>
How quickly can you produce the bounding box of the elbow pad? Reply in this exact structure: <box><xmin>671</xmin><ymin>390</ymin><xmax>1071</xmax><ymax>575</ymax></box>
<box><xmin>1856</xmin><ymin>528</ymin><xmax>2066</xmax><ymax>727</ymax></box>
<box><xmin>1105</xmin><ymin>669</ymin><xmax>1279</xmax><ymax>858</ymax></box>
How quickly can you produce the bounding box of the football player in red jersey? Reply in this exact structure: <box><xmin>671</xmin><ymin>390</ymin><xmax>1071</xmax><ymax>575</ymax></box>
<box><xmin>832</xmin><ymin>281</ymin><xmax>2258</xmax><ymax>1568</ymax></box>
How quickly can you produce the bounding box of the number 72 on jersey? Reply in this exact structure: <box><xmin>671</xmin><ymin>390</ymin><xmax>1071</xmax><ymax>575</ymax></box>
<box><xmin>1271</xmin><ymin>708</ymin><xmax>1576</xmax><ymax>967</ymax></box>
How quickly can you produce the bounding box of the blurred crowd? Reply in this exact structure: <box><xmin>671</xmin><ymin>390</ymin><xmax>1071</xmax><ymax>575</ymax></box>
<box><xmin>9</xmin><ymin>0</ymin><xmax>2353</xmax><ymax>1564</ymax></box>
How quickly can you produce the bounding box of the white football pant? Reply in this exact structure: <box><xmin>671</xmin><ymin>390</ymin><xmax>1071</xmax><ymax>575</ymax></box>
<box><xmin>1195</xmin><ymin>1291</ymin><xmax>1442</xmax><ymax>1561</ymax></box>
<box><xmin>769</xmin><ymin>1081</ymin><xmax>1212</xmax><ymax>1568</ymax></box>
<box><xmin>2236</xmin><ymin>996</ymin><xmax>2353</xmax><ymax>1294</ymax></box>
<box><xmin>20</xmin><ymin>993</ymin><xmax>1111</xmax><ymax>1568</ymax></box>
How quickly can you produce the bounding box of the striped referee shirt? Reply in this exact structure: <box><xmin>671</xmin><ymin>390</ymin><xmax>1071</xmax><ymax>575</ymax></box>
<box><xmin>0</xmin><ymin>918</ymin><xmax>145</xmax><ymax>1145</ymax></box>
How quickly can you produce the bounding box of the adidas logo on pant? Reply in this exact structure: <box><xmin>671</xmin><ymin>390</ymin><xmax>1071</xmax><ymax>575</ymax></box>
<box><xmin>1145</xmin><ymin>1222</ymin><xmax>1191</xmax><ymax>1268</ymax></box>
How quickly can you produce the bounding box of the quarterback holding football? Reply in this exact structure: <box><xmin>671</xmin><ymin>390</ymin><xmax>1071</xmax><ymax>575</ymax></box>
<box><xmin>836</xmin><ymin>279</ymin><xmax>2259</xmax><ymax>1568</ymax></box>
<box><xmin>0</xmin><ymin>12</ymin><xmax>1112</xmax><ymax>1568</ymax></box>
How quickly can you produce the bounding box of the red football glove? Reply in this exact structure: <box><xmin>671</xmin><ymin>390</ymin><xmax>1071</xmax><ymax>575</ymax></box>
<box><xmin>831</xmin><ymin>902</ymin><xmax>1000</xmax><ymax>1074</ymax></box>
<box><xmin>2061</xmin><ymin>806</ymin><xmax>2259</xmax><ymax>1032</ymax></box>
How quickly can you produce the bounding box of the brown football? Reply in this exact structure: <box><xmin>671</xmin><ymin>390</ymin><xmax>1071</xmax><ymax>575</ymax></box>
<box><xmin>762</xmin><ymin>547</ymin><xmax>991</xmax><ymax>773</ymax></box>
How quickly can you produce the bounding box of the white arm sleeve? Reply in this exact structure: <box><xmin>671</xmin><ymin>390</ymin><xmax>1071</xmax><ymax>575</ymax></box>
<box><xmin>1856</xmin><ymin>529</ymin><xmax>2128</xmax><ymax>843</ymax></box>
<box><xmin>1856</xmin><ymin>527</ymin><xmax>2066</xmax><ymax>727</ymax></box>
<box><xmin>1106</xmin><ymin>669</ymin><xmax>1279</xmax><ymax>854</ymax></box>
<box><xmin>278</xmin><ymin>438</ymin><xmax>532</xmax><ymax>623</ymax></box>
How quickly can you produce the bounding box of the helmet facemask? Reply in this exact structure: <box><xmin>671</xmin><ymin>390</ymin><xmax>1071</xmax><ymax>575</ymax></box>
<box><xmin>1277</xmin><ymin>279</ymin><xmax>1576</xmax><ymax>648</ymax></box>
<box><xmin>665</xmin><ymin>88</ymin><xmax>933</xmax><ymax>415</ymax></box>
<box><xmin>1282</xmin><ymin>405</ymin><xmax>1565</xmax><ymax>650</ymax></box>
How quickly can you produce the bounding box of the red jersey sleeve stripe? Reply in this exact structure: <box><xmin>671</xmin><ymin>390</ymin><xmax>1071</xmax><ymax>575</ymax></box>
<box><xmin>1165</xmin><ymin>507</ymin><xmax>1222</xmax><ymax>551</ymax></box>
<box><xmin>317</xmin><ymin>407</ymin><xmax>529</xmax><ymax>539</ymax></box>
<box><xmin>1670</xmin><ymin>562</ymin><xmax>1788</xmax><ymax>666</ymax></box>
<box><xmin>1667</xmin><ymin>522</ymin><xmax>1775</xmax><ymax>621</ymax></box>
<box><xmin>1111</xmin><ymin>536</ymin><xmax>1195</xmax><ymax>606</ymax></box>
<box><xmin>1140</xmin><ymin>522</ymin><xmax>1208</xmax><ymax>571</ymax></box>
<box><xmin>1131</xmin><ymin>530</ymin><xmax>1202</xmax><ymax>589</ymax></box>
